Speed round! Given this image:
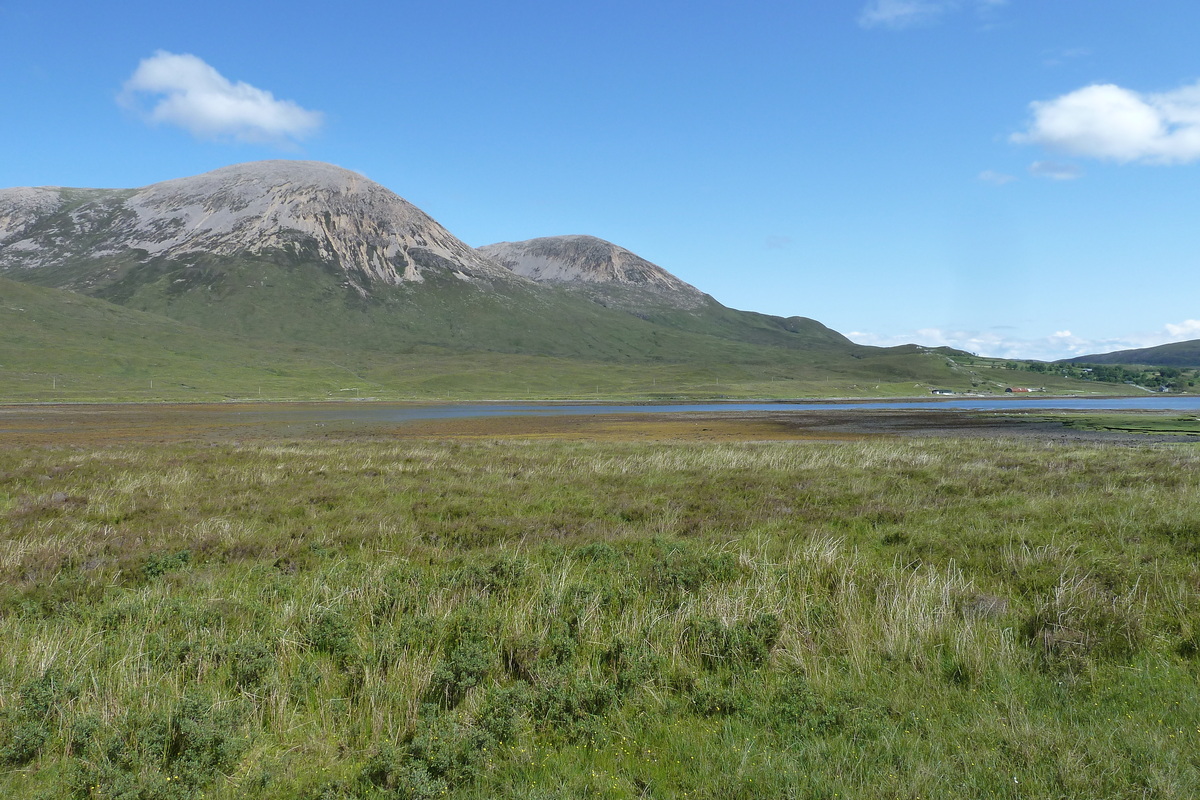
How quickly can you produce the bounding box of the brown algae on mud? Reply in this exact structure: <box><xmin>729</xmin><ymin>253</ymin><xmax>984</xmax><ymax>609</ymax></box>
<box><xmin>0</xmin><ymin>403</ymin><xmax>856</xmax><ymax>446</ymax></box>
<box><xmin>378</xmin><ymin>412</ymin><xmax>870</xmax><ymax>442</ymax></box>
<box><xmin>0</xmin><ymin>401</ymin><xmax>1161</xmax><ymax>447</ymax></box>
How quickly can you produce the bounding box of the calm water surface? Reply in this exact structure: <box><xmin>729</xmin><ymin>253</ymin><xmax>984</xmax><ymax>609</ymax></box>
<box><xmin>231</xmin><ymin>396</ymin><xmax>1200</xmax><ymax>425</ymax></box>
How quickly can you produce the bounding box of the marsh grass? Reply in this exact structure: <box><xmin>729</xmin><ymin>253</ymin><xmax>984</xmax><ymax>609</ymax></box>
<box><xmin>1</xmin><ymin>437</ymin><xmax>1198</xmax><ymax>798</ymax></box>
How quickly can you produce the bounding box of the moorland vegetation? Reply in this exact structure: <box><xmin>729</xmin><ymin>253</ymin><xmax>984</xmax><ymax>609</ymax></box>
<box><xmin>1</xmin><ymin>433</ymin><xmax>1198</xmax><ymax>798</ymax></box>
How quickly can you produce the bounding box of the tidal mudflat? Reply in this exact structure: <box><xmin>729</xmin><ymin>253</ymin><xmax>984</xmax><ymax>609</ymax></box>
<box><xmin>2</xmin><ymin>401</ymin><xmax>1196</xmax><ymax>446</ymax></box>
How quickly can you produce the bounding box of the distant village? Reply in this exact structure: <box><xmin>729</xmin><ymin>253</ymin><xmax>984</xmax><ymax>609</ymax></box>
<box><xmin>1010</xmin><ymin>361</ymin><xmax>1197</xmax><ymax>393</ymax></box>
<box><xmin>930</xmin><ymin>387</ymin><xmax>1045</xmax><ymax>396</ymax></box>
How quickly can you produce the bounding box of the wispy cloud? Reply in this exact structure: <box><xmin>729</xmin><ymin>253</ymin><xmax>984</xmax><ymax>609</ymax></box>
<box><xmin>119</xmin><ymin>51</ymin><xmax>324</xmax><ymax>144</ymax></box>
<box><xmin>1013</xmin><ymin>80</ymin><xmax>1200</xmax><ymax>164</ymax></box>
<box><xmin>978</xmin><ymin>169</ymin><xmax>1016</xmax><ymax>185</ymax></box>
<box><xmin>847</xmin><ymin>319</ymin><xmax>1200</xmax><ymax>361</ymax></box>
<box><xmin>1028</xmin><ymin>160</ymin><xmax>1083</xmax><ymax>180</ymax></box>
<box><xmin>858</xmin><ymin>0</ymin><xmax>948</xmax><ymax>29</ymax></box>
<box><xmin>1042</xmin><ymin>47</ymin><xmax>1090</xmax><ymax>68</ymax></box>
<box><xmin>857</xmin><ymin>0</ymin><xmax>1006</xmax><ymax>30</ymax></box>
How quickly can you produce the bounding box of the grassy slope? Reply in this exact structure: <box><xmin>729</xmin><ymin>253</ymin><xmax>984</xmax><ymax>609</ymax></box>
<box><xmin>1</xmin><ymin>436</ymin><xmax>1197</xmax><ymax>799</ymax></box>
<box><xmin>85</xmin><ymin>252</ymin><xmax>863</xmax><ymax>364</ymax></box>
<box><xmin>5</xmin><ymin>270</ymin><xmax>1050</xmax><ymax>402</ymax></box>
<box><xmin>0</xmin><ymin>277</ymin><xmax>382</xmax><ymax>400</ymax></box>
<box><xmin>1064</xmin><ymin>339</ymin><xmax>1200</xmax><ymax>368</ymax></box>
<box><xmin>3</xmin><ymin>255</ymin><xmax>1136</xmax><ymax>401</ymax></box>
<box><xmin>1</xmin><ymin>276</ymin><xmax>969</xmax><ymax>402</ymax></box>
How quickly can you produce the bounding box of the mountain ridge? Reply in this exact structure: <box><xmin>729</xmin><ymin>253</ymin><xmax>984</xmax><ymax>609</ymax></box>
<box><xmin>0</xmin><ymin>159</ymin><xmax>1000</xmax><ymax>398</ymax></box>
<box><xmin>1062</xmin><ymin>339</ymin><xmax>1200</xmax><ymax>368</ymax></box>
<box><xmin>0</xmin><ymin>160</ymin><xmax>515</xmax><ymax>295</ymax></box>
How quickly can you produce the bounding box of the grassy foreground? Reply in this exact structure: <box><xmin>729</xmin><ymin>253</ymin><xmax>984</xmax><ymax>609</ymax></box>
<box><xmin>1</xmin><ymin>435</ymin><xmax>1198</xmax><ymax>798</ymax></box>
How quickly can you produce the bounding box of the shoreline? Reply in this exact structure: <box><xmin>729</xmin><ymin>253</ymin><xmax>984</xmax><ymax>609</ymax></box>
<box><xmin>2</xmin><ymin>402</ymin><xmax>1197</xmax><ymax>447</ymax></box>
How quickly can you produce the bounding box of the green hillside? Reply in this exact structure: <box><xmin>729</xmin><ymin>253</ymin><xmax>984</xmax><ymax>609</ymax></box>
<box><xmin>0</xmin><ymin>277</ymin><xmax>394</xmax><ymax>401</ymax></box>
<box><xmin>1063</xmin><ymin>339</ymin><xmax>1200</xmax><ymax>368</ymax></box>
<box><xmin>9</xmin><ymin>245</ymin><xmax>855</xmax><ymax>365</ymax></box>
<box><xmin>1</xmin><ymin>277</ymin><xmax>1039</xmax><ymax>402</ymax></box>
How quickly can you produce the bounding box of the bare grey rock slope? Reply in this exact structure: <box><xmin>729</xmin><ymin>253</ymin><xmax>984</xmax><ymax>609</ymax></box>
<box><xmin>0</xmin><ymin>187</ymin><xmax>65</xmax><ymax>242</ymax></box>
<box><xmin>0</xmin><ymin>160</ymin><xmax>514</xmax><ymax>292</ymax></box>
<box><xmin>478</xmin><ymin>235</ymin><xmax>709</xmax><ymax>309</ymax></box>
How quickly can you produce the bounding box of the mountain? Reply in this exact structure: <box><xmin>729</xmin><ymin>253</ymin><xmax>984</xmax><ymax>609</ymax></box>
<box><xmin>479</xmin><ymin>233</ymin><xmax>866</xmax><ymax>355</ymax></box>
<box><xmin>0</xmin><ymin>160</ymin><xmax>984</xmax><ymax>398</ymax></box>
<box><xmin>1062</xmin><ymin>339</ymin><xmax>1200</xmax><ymax>368</ymax></box>
<box><xmin>0</xmin><ymin>160</ymin><xmax>513</xmax><ymax>293</ymax></box>
<box><xmin>479</xmin><ymin>235</ymin><xmax>708</xmax><ymax>309</ymax></box>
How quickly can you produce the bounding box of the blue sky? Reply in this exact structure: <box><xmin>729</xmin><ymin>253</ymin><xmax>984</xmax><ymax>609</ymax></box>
<box><xmin>3</xmin><ymin>0</ymin><xmax>1199</xmax><ymax>360</ymax></box>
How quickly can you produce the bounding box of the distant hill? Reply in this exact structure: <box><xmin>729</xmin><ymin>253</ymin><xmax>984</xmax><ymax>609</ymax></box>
<box><xmin>0</xmin><ymin>160</ymin><xmax>1044</xmax><ymax>399</ymax></box>
<box><xmin>479</xmin><ymin>235</ymin><xmax>710</xmax><ymax>309</ymax></box>
<box><xmin>1062</xmin><ymin>339</ymin><xmax>1200</xmax><ymax>367</ymax></box>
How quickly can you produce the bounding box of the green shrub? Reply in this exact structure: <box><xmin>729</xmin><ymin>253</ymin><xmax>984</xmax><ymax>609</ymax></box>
<box><xmin>307</xmin><ymin>608</ymin><xmax>358</xmax><ymax>666</ymax></box>
<box><xmin>646</xmin><ymin>540</ymin><xmax>740</xmax><ymax>594</ymax></box>
<box><xmin>446</xmin><ymin>554</ymin><xmax>526</xmax><ymax>593</ymax></box>
<box><xmin>69</xmin><ymin>693</ymin><xmax>246</xmax><ymax>798</ymax></box>
<box><xmin>687</xmin><ymin>677</ymin><xmax>742</xmax><ymax>717</ymax></box>
<box><xmin>8</xmin><ymin>570</ymin><xmax>107</xmax><ymax>618</ymax></box>
<box><xmin>69</xmin><ymin>714</ymin><xmax>100</xmax><ymax>755</ymax></box>
<box><xmin>428</xmin><ymin>610</ymin><xmax>498</xmax><ymax>707</ymax></box>
<box><xmin>364</xmin><ymin>707</ymin><xmax>498</xmax><ymax>798</ymax></box>
<box><xmin>362</xmin><ymin>742</ymin><xmax>450</xmax><ymax>800</ymax></box>
<box><xmin>0</xmin><ymin>719</ymin><xmax>49</xmax><ymax>767</ymax></box>
<box><xmin>1178</xmin><ymin>616</ymin><xmax>1200</xmax><ymax>658</ymax></box>
<box><xmin>228</xmin><ymin>639</ymin><xmax>277</xmax><ymax>690</ymax></box>
<box><xmin>687</xmin><ymin>613</ymin><xmax>782</xmax><ymax>670</ymax></box>
<box><xmin>475</xmin><ymin>684</ymin><xmax>526</xmax><ymax>743</ymax></box>
<box><xmin>0</xmin><ymin>670</ymin><xmax>72</xmax><ymax>766</ymax></box>
<box><xmin>429</xmin><ymin>638</ymin><xmax>492</xmax><ymax>707</ymax></box>
<box><xmin>141</xmin><ymin>549</ymin><xmax>191</xmax><ymax>580</ymax></box>
<box><xmin>529</xmin><ymin>671</ymin><xmax>617</xmax><ymax>738</ymax></box>
<box><xmin>601</xmin><ymin>636</ymin><xmax>661</xmax><ymax>694</ymax></box>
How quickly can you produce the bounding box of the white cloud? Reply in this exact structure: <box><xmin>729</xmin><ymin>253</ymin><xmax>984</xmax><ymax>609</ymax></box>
<box><xmin>846</xmin><ymin>320</ymin><xmax>1200</xmax><ymax>362</ymax></box>
<box><xmin>119</xmin><ymin>51</ymin><xmax>323</xmax><ymax>144</ymax></box>
<box><xmin>1165</xmin><ymin>319</ymin><xmax>1200</xmax><ymax>339</ymax></box>
<box><xmin>858</xmin><ymin>0</ymin><xmax>1005</xmax><ymax>29</ymax></box>
<box><xmin>978</xmin><ymin>169</ymin><xmax>1016</xmax><ymax>185</ymax></box>
<box><xmin>1028</xmin><ymin>160</ymin><xmax>1083</xmax><ymax>180</ymax></box>
<box><xmin>1013</xmin><ymin>80</ymin><xmax>1200</xmax><ymax>164</ymax></box>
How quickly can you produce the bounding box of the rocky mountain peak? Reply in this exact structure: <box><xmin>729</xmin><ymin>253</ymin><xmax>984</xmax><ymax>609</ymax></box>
<box><xmin>0</xmin><ymin>160</ymin><xmax>513</xmax><ymax>289</ymax></box>
<box><xmin>477</xmin><ymin>235</ymin><xmax>707</xmax><ymax>307</ymax></box>
<box><xmin>0</xmin><ymin>187</ymin><xmax>67</xmax><ymax>242</ymax></box>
